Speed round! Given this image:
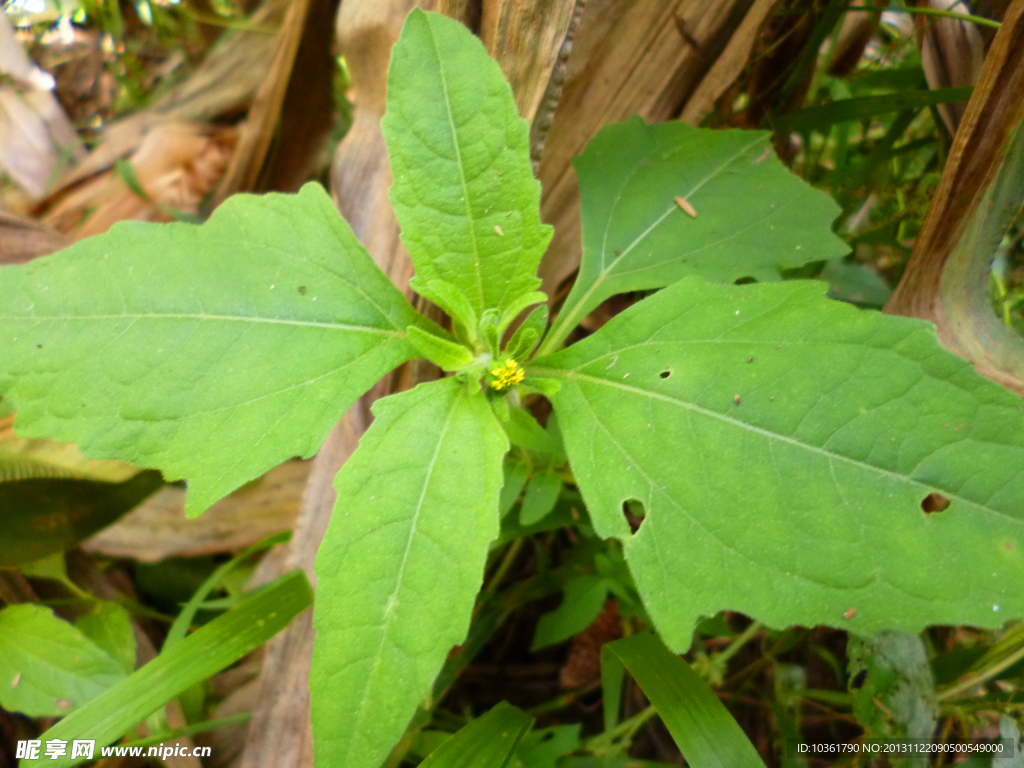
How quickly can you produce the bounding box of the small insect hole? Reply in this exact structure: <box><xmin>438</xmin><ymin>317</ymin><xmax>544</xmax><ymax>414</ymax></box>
<box><xmin>622</xmin><ymin>499</ymin><xmax>645</xmax><ymax>534</ymax></box>
<box><xmin>921</xmin><ymin>492</ymin><xmax>951</xmax><ymax>514</ymax></box>
<box><xmin>850</xmin><ymin>670</ymin><xmax>868</xmax><ymax>689</ymax></box>
<box><xmin>659</xmin><ymin>370</ymin><xmax>672</xmax><ymax>379</ymax></box>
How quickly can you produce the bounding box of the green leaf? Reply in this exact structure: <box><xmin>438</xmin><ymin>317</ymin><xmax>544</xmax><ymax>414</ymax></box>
<box><xmin>0</xmin><ymin>604</ymin><xmax>127</xmax><ymax>718</ymax></box>
<box><xmin>519</xmin><ymin>468</ymin><xmax>562</xmax><ymax>525</ymax></box>
<box><xmin>0</xmin><ymin>182</ymin><xmax>425</xmax><ymax>517</ymax></box>
<box><xmin>540</xmin><ymin>119</ymin><xmax>847</xmax><ymax>353</ymax></box>
<box><xmin>512</xmin><ymin>724</ymin><xmax>580</xmax><ymax>768</ymax></box>
<box><xmin>75</xmin><ymin>602</ymin><xmax>137</xmax><ymax>675</ymax></box>
<box><xmin>601</xmin><ymin>633</ymin><xmax>766</xmax><ymax>768</ymax></box>
<box><xmin>0</xmin><ymin>470</ymin><xmax>163</xmax><ymax>568</ymax></box>
<box><xmin>419</xmin><ymin>701</ymin><xmax>532</xmax><ymax>768</ymax></box>
<box><xmin>21</xmin><ymin>569</ymin><xmax>313</xmax><ymax>768</ymax></box>
<box><xmin>383</xmin><ymin>9</ymin><xmax>552</xmax><ymax>327</ymax></box>
<box><xmin>311</xmin><ymin>377</ymin><xmax>508</xmax><ymax>768</ymax></box>
<box><xmin>531</xmin><ymin>277</ymin><xmax>1024</xmax><ymax>648</ymax></box>
<box><xmin>506</xmin><ymin>408</ymin><xmax>558</xmax><ymax>455</ymax></box>
<box><xmin>499</xmin><ymin>457</ymin><xmax>529</xmax><ymax>517</ymax></box>
<box><xmin>408</xmin><ymin>325</ymin><xmax>475</xmax><ymax>371</ymax></box>
<box><xmin>506</xmin><ymin>304</ymin><xmax>548</xmax><ymax>361</ymax></box>
<box><xmin>776</xmin><ymin>87</ymin><xmax>975</xmax><ymax>135</ymax></box>
<box><xmin>531</xmin><ymin>574</ymin><xmax>609</xmax><ymax>650</ymax></box>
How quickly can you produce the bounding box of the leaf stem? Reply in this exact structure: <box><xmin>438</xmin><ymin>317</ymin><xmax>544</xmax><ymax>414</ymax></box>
<box><xmin>937</xmin><ymin>642</ymin><xmax>1024</xmax><ymax>701</ymax></box>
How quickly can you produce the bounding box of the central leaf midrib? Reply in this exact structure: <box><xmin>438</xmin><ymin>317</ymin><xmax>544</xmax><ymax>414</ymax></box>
<box><xmin>4</xmin><ymin>313</ymin><xmax>403</xmax><ymax>337</ymax></box>
<box><xmin>532</xmin><ymin>366</ymin><xmax>1017</xmax><ymax>522</ymax></box>
<box><xmin>346</xmin><ymin>387</ymin><xmax>463</xmax><ymax>760</ymax></box>
<box><xmin>427</xmin><ymin>26</ymin><xmax>486</xmax><ymax>312</ymax></box>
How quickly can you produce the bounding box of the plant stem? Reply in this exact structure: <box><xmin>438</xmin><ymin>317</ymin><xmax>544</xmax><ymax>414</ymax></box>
<box><xmin>715</xmin><ymin>621</ymin><xmax>763</xmax><ymax>667</ymax></box>
<box><xmin>483</xmin><ymin>538</ymin><xmax>526</xmax><ymax>594</ymax></box>
<box><xmin>937</xmin><ymin>642</ymin><xmax>1024</xmax><ymax>701</ymax></box>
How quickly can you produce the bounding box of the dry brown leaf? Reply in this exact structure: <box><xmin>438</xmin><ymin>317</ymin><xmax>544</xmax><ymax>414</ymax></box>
<box><xmin>559</xmin><ymin>600</ymin><xmax>623</xmax><ymax>689</ymax></box>
<box><xmin>40</xmin><ymin>122</ymin><xmax>237</xmax><ymax>238</ymax></box>
<box><xmin>917</xmin><ymin>0</ymin><xmax>987</xmax><ymax>133</ymax></box>
<box><xmin>82</xmin><ymin>460</ymin><xmax>308</xmax><ymax>562</ymax></box>
<box><xmin>886</xmin><ymin>0</ymin><xmax>1024</xmax><ymax>395</ymax></box>
<box><xmin>0</xmin><ymin>413</ymin><xmax>139</xmax><ymax>482</ymax></box>
<box><xmin>0</xmin><ymin>208</ymin><xmax>68</xmax><ymax>264</ymax></box>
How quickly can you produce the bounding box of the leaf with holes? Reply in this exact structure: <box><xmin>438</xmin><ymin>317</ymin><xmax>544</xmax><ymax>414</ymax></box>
<box><xmin>540</xmin><ymin>118</ymin><xmax>848</xmax><ymax>353</ymax></box>
<box><xmin>0</xmin><ymin>182</ymin><xmax>427</xmax><ymax>517</ymax></box>
<box><xmin>311</xmin><ymin>377</ymin><xmax>508</xmax><ymax>768</ymax></box>
<box><xmin>383</xmin><ymin>8</ymin><xmax>552</xmax><ymax>330</ymax></box>
<box><xmin>530</xmin><ymin>278</ymin><xmax>1024</xmax><ymax>649</ymax></box>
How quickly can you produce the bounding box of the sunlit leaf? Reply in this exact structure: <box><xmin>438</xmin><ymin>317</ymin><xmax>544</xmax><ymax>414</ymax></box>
<box><xmin>532</xmin><ymin>278</ymin><xmax>1024</xmax><ymax>647</ymax></box>
<box><xmin>312</xmin><ymin>377</ymin><xmax>508</xmax><ymax>768</ymax></box>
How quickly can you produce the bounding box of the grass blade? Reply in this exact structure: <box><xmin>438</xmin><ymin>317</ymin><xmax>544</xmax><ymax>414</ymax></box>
<box><xmin>601</xmin><ymin>633</ymin><xmax>766</xmax><ymax>768</ymax></box>
<box><xmin>21</xmin><ymin>569</ymin><xmax>313</xmax><ymax>768</ymax></box>
<box><xmin>419</xmin><ymin>701</ymin><xmax>532</xmax><ymax>768</ymax></box>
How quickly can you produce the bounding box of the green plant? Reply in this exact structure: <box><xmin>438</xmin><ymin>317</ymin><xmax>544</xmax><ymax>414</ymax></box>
<box><xmin>2</xmin><ymin>8</ymin><xmax>1023</xmax><ymax>768</ymax></box>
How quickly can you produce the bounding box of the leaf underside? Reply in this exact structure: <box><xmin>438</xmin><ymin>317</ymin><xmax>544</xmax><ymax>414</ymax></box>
<box><xmin>0</xmin><ymin>183</ymin><xmax>424</xmax><ymax>516</ymax></box>
<box><xmin>383</xmin><ymin>8</ymin><xmax>552</xmax><ymax>323</ymax></box>
<box><xmin>545</xmin><ymin>118</ymin><xmax>848</xmax><ymax>351</ymax></box>
<box><xmin>311</xmin><ymin>377</ymin><xmax>508</xmax><ymax>768</ymax></box>
<box><xmin>532</xmin><ymin>278</ymin><xmax>1024</xmax><ymax>649</ymax></box>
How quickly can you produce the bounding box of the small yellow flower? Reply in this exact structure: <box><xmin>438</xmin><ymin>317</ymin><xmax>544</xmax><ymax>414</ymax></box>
<box><xmin>490</xmin><ymin>358</ymin><xmax>525</xmax><ymax>391</ymax></box>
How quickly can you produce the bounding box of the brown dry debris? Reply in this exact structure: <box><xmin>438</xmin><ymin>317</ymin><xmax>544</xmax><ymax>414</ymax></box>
<box><xmin>559</xmin><ymin>599</ymin><xmax>624</xmax><ymax>690</ymax></box>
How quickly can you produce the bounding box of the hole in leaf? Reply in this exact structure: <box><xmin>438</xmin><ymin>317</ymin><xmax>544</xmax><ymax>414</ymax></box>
<box><xmin>622</xmin><ymin>499</ymin><xmax>645</xmax><ymax>534</ymax></box>
<box><xmin>540</xmin><ymin>733</ymin><xmax>555</xmax><ymax>743</ymax></box>
<box><xmin>659</xmin><ymin>370</ymin><xmax>672</xmax><ymax>379</ymax></box>
<box><xmin>921</xmin><ymin>492</ymin><xmax>951</xmax><ymax>514</ymax></box>
<box><xmin>850</xmin><ymin>670</ymin><xmax>867</xmax><ymax>689</ymax></box>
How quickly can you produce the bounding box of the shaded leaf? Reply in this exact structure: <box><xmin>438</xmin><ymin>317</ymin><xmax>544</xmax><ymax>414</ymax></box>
<box><xmin>75</xmin><ymin>602</ymin><xmax>137</xmax><ymax>675</ymax></box>
<box><xmin>541</xmin><ymin>119</ymin><xmax>847</xmax><ymax>352</ymax></box>
<box><xmin>519</xmin><ymin>468</ymin><xmax>562</xmax><ymax>525</ymax></box>
<box><xmin>0</xmin><ymin>604</ymin><xmax>127</xmax><ymax>718</ymax></box>
<box><xmin>311</xmin><ymin>377</ymin><xmax>508</xmax><ymax>768</ymax></box>
<box><xmin>532</xmin><ymin>278</ymin><xmax>1024</xmax><ymax>648</ymax></box>
<box><xmin>532</xmin><ymin>574</ymin><xmax>609</xmax><ymax>650</ymax></box>
<box><xmin>512</xmin><ymin>724</ymin><xmax>580</xmax><ymax>768</ymax></box>
<box><xmin>0</xmin><ymin>183</ymin><xmax>425</xmax><ymax>517</ymax></box>
<box><xmin>383</xmin><ymin>9</ymin><xmax>552</xmax><ymax>327</ymax></box>
<box><xmin>0</xmin><ymin>470</ymin><xmax>164</xmax><ymax>568</ymax></box>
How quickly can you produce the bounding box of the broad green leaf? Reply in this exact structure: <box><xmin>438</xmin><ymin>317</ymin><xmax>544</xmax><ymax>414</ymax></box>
<box><xmin>0</xmin><ymin>604</ymin><xmax>126</xmax><ymax>718</ymax></box>
<box><xmin>531</xmin><ymin>278</ymin><xmax>1024</xmax><ymax>648</ymax></box>
<box><xmin>540</xmin><ymin>119</ymin><xmax>847</xmax><ymax>353</ymax></box>
<box><xmin>0</xmin><ymin>470</ymin><xmax>163</xmax><ymax>568</ymax></box>
<box><xmin>383</xmin><ymin>9</ymin><xmax>552</xmax><ymax>327</ymax></box>
<box><xmin>21</xmin><ymin>569</ymin><xmax>313</xmax><ymax>768</ymax></box>
<box><xmin>76</xmin><ymin>602</ymin><xmax>137</xmax><ymax>675</ymax></box>
<box><xmin>419</xmin><ymin>701</ymin><xmax>532</xmax><ymax>768</ymax></box>
<box><xmin>601</xmin><ymin>633</ymin><xmax>766</xmax><ymax>768</ymax></box>
<box><xmin>311</xmin><ymin>377</ymin><xmax>508</xmax><ymax>768</ymax></box>
<box><xmin>0</xmin><ymin>182</ymin><xmax>425</xmax><ymax>517</ymax></box>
